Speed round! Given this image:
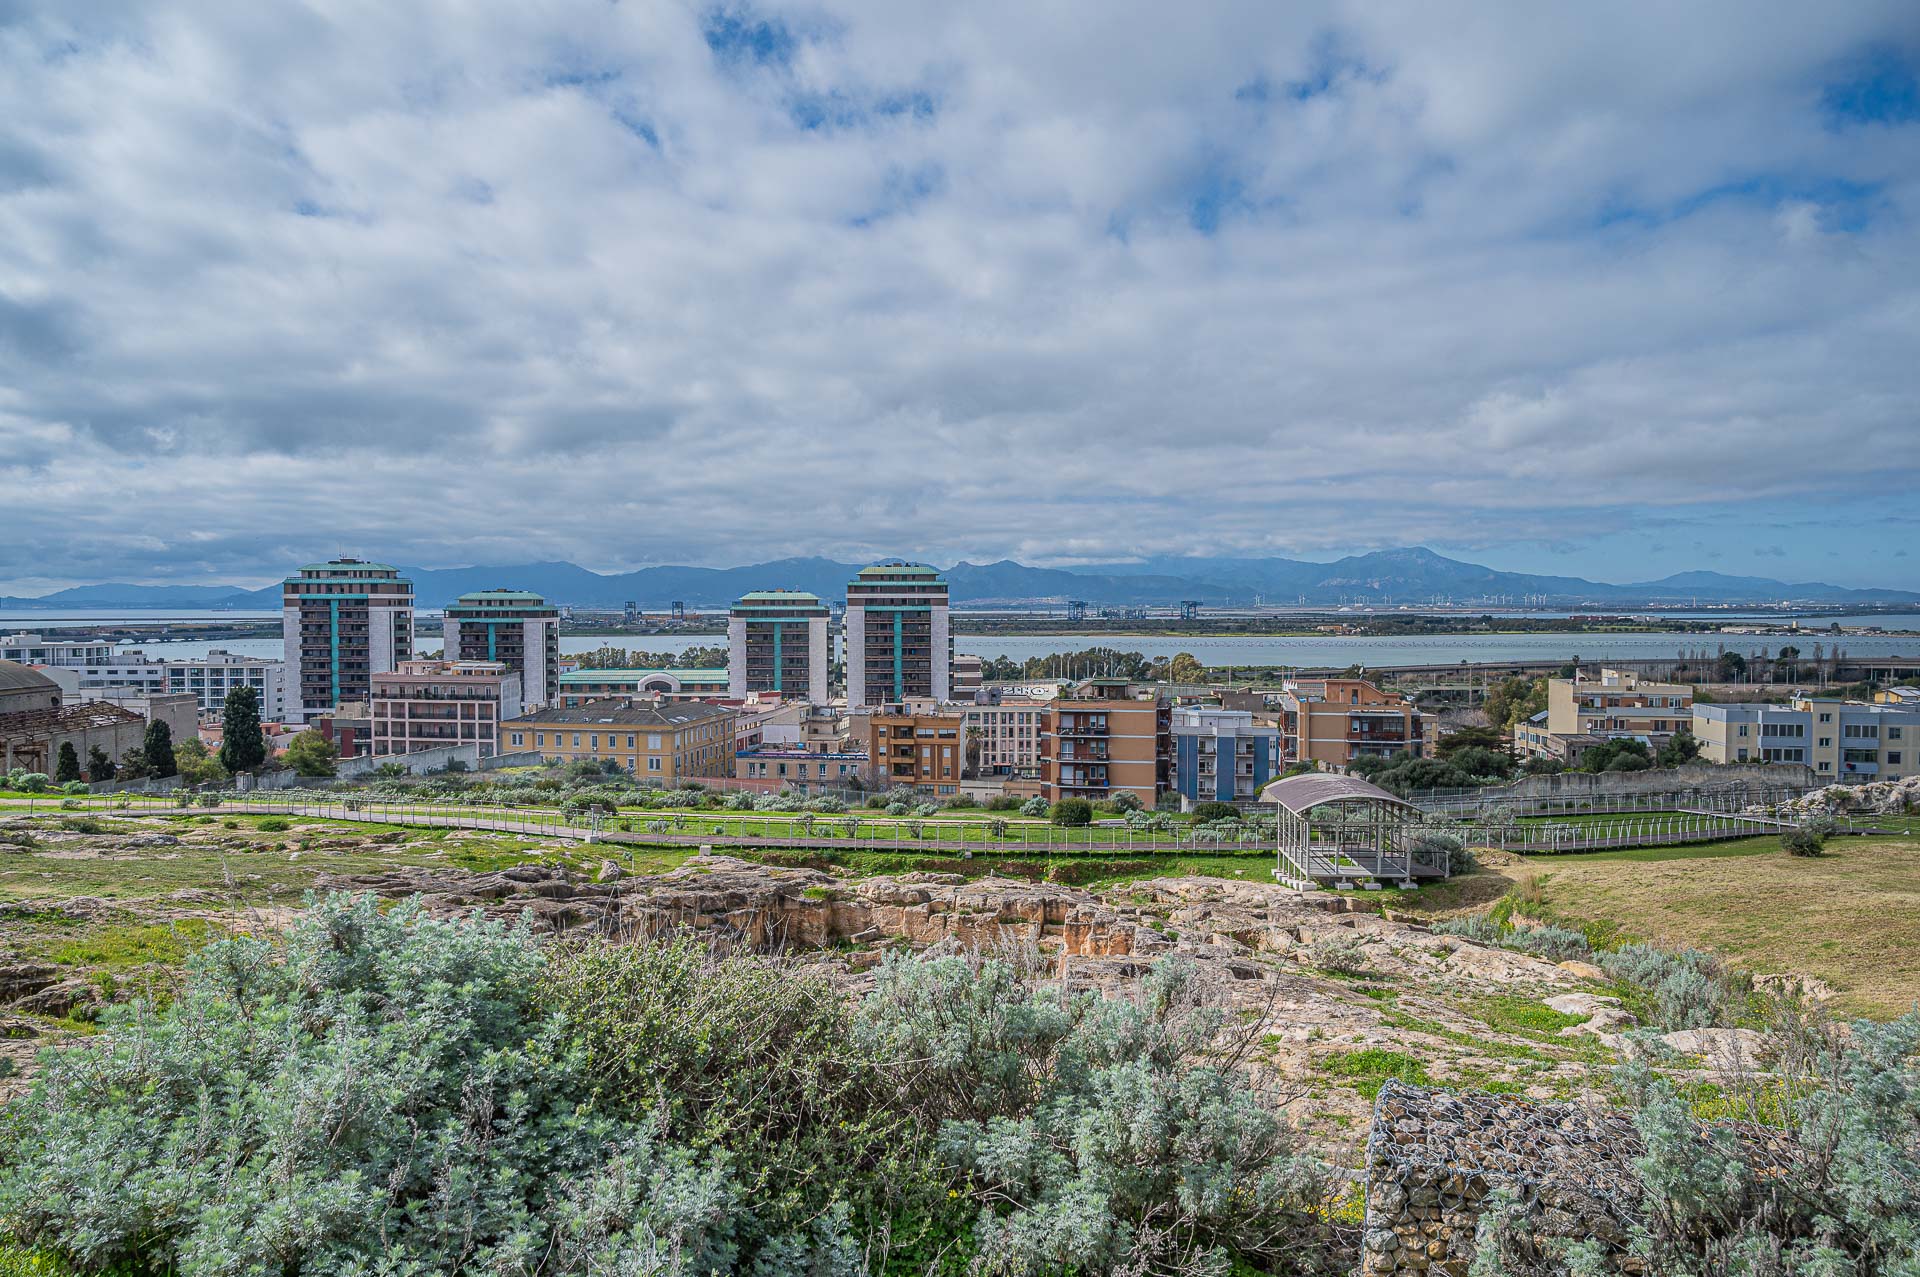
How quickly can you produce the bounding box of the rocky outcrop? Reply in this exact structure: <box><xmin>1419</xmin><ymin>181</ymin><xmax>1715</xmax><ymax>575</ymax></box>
<box><xmin>318</xmin><ymin>856</ymin><xmax>1153</xmax><ymax>961</ymax></box>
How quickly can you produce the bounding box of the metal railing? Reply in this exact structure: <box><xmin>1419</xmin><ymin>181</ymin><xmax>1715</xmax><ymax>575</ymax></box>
<box><xmin>6</xmin><ymin>792</ymin><xmax>1275</xmax><ymax>856</ymax></box>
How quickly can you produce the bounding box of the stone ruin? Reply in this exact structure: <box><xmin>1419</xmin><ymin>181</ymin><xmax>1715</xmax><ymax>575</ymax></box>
<box><xmin>1362</xmin><ymin>1082</ymin><xmax>1798</xmax><ymax>1276</ymax></box>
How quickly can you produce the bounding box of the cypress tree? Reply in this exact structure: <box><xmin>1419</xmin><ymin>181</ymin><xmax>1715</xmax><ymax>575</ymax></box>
<box><xmin>55</xmin><ymin>741</ymin><xmax>81</xmax><ymax>784</ymax></box>
<box><xmin>86</xmin><ymin>745</ymin><xmax>114</xmax><ymax>782</ymax></box>
<box><xmin>219</xmin><ymin>685</ymin><xmax>267</xmax><ymax>774</ymax></box>
<box><xmin>143</xmin><ymin>720</ymin><xmax>177</xmax><ymax>779</ymax></box>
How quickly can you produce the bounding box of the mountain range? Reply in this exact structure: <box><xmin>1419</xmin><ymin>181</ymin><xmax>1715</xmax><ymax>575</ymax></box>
<box><xmin>2</xmin><ymin>548</ymin><xmax>1915</xmax><ymax>612</ymax></box>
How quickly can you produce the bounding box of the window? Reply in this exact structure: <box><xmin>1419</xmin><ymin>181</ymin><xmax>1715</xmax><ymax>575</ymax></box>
<box><xmin>1889</xmin><ymin>752</ymin><xmax>1903</xmax><ymax>766</ymax></box>
<box><xmin>536</xmin><ymin>733</ymin><xmax>545</xmax><ymax>748</ymax></box>
<box><xmin>648</xmin><ymin>757</ymin><xmax>662</xmax><ymax>772</ymax></box>
<box><xmin>590</xmin><ymin>735</ymin><xmax>599</xmax><ymax>750</ymax></box>
<box><xmin>573</xmin><ymin>733</ymin><xmax>582</xmax><ymax>748</ymax></box>
<box><xmin>1738</xmin><ymin>724</ymin><xmax>1748</xmax><ymax>737</ymax></box>
<box><xmin>1819</xmin><ymin>713</ymin><xmax>1832</xmax><ymax>723</ymax></box>
<box><xmin>627</xmin><ymin>734</ymin><xmax>636</xmax><ymax>748</ymax></box>
<box><xmin>1891</xmin><ymin>727</ymin><xmax>1904</xmax><ymax>740</ymax></box>
<box><xmin>649</xmin><ymin>734</ymin><xmax>663</xmax><ymax>750</ymax></box>
<box><xmin>511</xmin><ymin>732</ymin><xmax>524</xmax><ymax>747</ymax></box>
<box><xmin>1819</xmin><ymin>737</ymin><xmax>1832</xmax><ymax>748</ymax></box>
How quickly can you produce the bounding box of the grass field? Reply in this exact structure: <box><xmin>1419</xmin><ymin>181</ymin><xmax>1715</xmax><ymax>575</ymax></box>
<box><xmin>1504</xmin><ymin>833</ymin><xmax>1920</xmax><ymax>1018</ymax></box>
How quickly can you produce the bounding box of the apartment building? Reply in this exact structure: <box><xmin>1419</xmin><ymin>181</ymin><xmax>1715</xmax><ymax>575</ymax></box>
<box><xmin>1039</xmin><ymin>679</ymin><xmax>1171</xmax><ymax>806</ymax></box>
<box><xmin>740</xmin><ymin>700</ymin><xmax>849</xmax><ymax>754</ymax></box>
<box><xmin>556</xmin><ymin>668</ymin><xmax>730</xmax><ymax>705</ymax></box>
<box><xmin>1693</xmin><ymin>697</ymin><xmax>1916</xmax><ymax>781</ymax></box>
<box><xmin>1171</xmin><ymin>706</ymin><xmax>1283</xmax><ymax>805</ymax></box>
<box><xmin>1511</xmin><ymin>668</ymin><xmax>1694</xmax><ymax>764</ymax></box>
<box><xmin>1280</xmin><ymin>678</ymin><xmax>1426</xmax><ymax>769</ymax></box>
<box><xmin>961</xmin><ymin>697</ymin><xmax>1049</xmax><ymax>778</ymax></box>
<box><xmin>0</xmin><ymin>633</ymin><xmax>116</xmax><ymax>666</ymax></box>
<box><xmin>727</xmin><ymin>590</ymin><xmax>830</xmax><ymax>702</ymax></box>
<box><xmin>736</xmin><ymin>748</ymin><xmax>869</xmax><ymax>785</ymax></box>
<box><xmin>441</xmin><ymin>590</ymin><xmax>560</xmax><ymax>708</ymax></box>
<box><xmin>504</xmin><ymin>699</ymin><xmax>737</xmax><ymax>780</ymax></box>
<box><xmin>369</xmin><ymin>660</ymin><xmax>523</xmax><ymax>759</ymax></box>
<box><xmin>165</xmin><ymin>651</ymin><xmax>287</xmax><ymax>718</ymax></box>
<box><xmin>281</xmin><ymin>559</ymin><xmax>414</xmax><ymax>723</ymax></box>
<box><xmin>858</xmin><ymin>704</ymin><xmax>967</xmax><ymax>791</ymax></box>
<box><xmin>845</xmin><ymin>562</ymin><xmax>950</xmax><ymax>708</ymax></box>
<box><xmin>951</xmin><ymin>654</ymin><xmax>983</xmax><ymax>700</ymax></box>
<box><xmin>32</xmin><ymin>649</ymin><xmax>288</xmax><ymax>719</ymax></box>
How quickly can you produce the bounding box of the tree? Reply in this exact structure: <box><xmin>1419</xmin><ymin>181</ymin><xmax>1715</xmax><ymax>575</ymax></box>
<box><xmin>117</xmin><ymin>746</ymin><xmax>152</xmax><ymax>780</ymax></box>
<box><xmin>283</xmin><ymin>730</ymin><xmax>339</xmax><ymax>777</ymax></box>
<box><xmin>1715</xmin><ymin>651</ymin><xmax>1748</xmax><ymax>682</ymax></box>
<box><xmin>173</xmin><ymin>738</ymin><xmax>228</xmax><ymax>787</ymax></box>
<box><xmin>54</xmin><ymin>742</ymin><xmax>81</xmax><ymax>785</ymax></box>
<box><xmin>1436</xmin><ymin>725</ymin><xmax>1507</xmax><ymax>756</ymax></box>
<box><xmin>1656</xmin><ymin>731</ymin><xmax>1702</xmax><ymax>768</ymax></box>
<box><xmin>1190</xmin><ymin>800</ymin><xmax>1239</xmax><ymax>824</ymax></box>
<box><xmin>85</xmin><ymin>746</ymin><xmax>114</xmax><ymax>783</ymax></box>
<box><xmin>1166</xmin><ymin>652</ymin><xmax>1206</xmax><ymax>684</ymax></box>
<box><xmin>1482</xmin><ymin>676</ymin><xmax>1547</xmax><ymax>731</ymax></box>
<box><xmin>142</xmin><ymin>720</ymin><xmax>177</xmax><ymax>779</ymax></box>
<box><xmin>219</xmin><ymin>685</ymin><xmax>267</xmax><ymax>774</ymax></box>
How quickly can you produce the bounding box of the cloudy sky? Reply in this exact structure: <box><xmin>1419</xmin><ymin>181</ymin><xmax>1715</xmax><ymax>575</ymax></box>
<box><xmin>2</xmin><ymin>2</ymin><xmax>1917</xmax><ymax>593</ymax></box>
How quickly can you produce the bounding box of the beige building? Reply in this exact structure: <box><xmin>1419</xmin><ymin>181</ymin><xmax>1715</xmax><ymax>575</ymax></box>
<box><xmin>1280</xmin><ymin>678</ymin><xmax>1426</xmax><ymax>769</ymax></box>
<box><xmin>962</xmin><ymin>697</ymin><xmax>1049</xmax><ymax>778</ymax></box>
<box><xmin>1693</xmin><ymin>697</ymin><xmax>1915</xmax><ymax>781</ymax></box>
<box><xmin>1513</xmin><ymin>668</ymin><xmax>1693</xmax><ymax>764</ymax></box>
<box><xmin>504</xmin><ymin>699</ymin><xmax>736</xmax><ymax>781</ymax></box>
<box><xmin>370</xmin><ymin>660</ymin><xmax>523</xmax><ymax>759</ymax></box>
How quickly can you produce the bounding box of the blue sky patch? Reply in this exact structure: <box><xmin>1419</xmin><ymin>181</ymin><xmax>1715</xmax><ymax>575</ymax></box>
<box><xmin>1821</xmin><ymin>48</ymin><xmax>1920</xmax><ymax>126</ymax></box>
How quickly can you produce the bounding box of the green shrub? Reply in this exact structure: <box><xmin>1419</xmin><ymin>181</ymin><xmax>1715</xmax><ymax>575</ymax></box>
<box><xmin>1049</xmin><ymin>797</ymin><xmax>1094</xmax><ymax>826</ymax></box>
<box><xmin>1781</xmin><ymin>821</ymin><xmax>1829</xmax><ymax>857</ymax></box>
<box><xmin>1308</xmin><ymin>935</ymin><xmax>1370</xmax><ymax>975</ymax></box>
<box><xmin>0</xmin><ymin>897</ymin><xmax>843</xmax><ymax>1276</ymax></box>
<box><xmin>0</xmin><ymin>899</ymin><xmax>1341</xmax><ymax>1277</ymax></box>
<box><xmin>1019</xmin><ymin>796</ymin><xmax>1048</xmax><ymax>818</ymax></box>
<box><xmin>1190</xmin><ymin>799</ymin><xmax>1239</xmax><ymax>824</ymax></box>
<box><xmin>254</xmin><ymin>816</ymin><xmax>289</xmax><ymax>833</ymax></box>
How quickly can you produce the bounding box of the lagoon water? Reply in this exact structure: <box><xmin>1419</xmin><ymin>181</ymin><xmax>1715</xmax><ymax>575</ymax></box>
<box><xmin>84</xmin><ymin>626</ymin><xmax>1920</xmax><ymax>671</ymax></box>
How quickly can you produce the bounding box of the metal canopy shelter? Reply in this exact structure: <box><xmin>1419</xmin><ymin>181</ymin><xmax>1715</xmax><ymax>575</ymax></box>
<box><xmin>1260</xmin><ymin>772</ymin><xmax>1451</xmax><ymax>890</ymax></box>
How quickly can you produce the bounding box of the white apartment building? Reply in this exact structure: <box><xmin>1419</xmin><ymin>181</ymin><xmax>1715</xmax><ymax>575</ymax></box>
<box><xmin>844</xmin><ymin>562</ymin><xmax>950</xmax><ymax>708</ymax></box>
<box><xmin>162</xmin><ymin>651</ymin><xmax>288</xmax><ymax>719</ymax></box>
<box><xmin>1693</xmin><ymin>697</ymin><xmax>1917</xmax><ymax>781</ymax></box>
<box><xmin>29</xmin><ymin>649</ymin><xmax>287</xmax><ymax>720</ymax></box>
<box><xmin>1</xmin><ymin>633</ymin><xmax>116</xmax><ymax>666</ymax></box>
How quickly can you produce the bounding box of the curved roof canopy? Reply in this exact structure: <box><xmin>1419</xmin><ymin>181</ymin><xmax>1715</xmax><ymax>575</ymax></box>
<box><xmin>1259</xmin><ymin>772</ymin><xmax>1417</xmax><ymax>815</ymax></box>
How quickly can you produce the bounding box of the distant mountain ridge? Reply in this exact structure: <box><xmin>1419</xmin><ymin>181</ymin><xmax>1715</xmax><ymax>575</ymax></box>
<box><xmin>2</xmin><ymin>547</ymin><xmax>1914</xmax><ymax>611</ymax></box>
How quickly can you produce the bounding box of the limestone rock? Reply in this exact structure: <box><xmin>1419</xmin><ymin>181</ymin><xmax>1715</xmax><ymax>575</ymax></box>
<box><xmin>1557</xmin><ymin>960</ymin><xmax>1608</xmax><ymax>981</ymax></box>
<box><xmin>1660</xmin><ymin>1027</ymin><xmax>1771</xmax><ymax>1068</ymax></box>
<box><xmin>1544</xmin><ymin>992</ymin><xmax>1621</xmax><ymax>1018</ymax></box>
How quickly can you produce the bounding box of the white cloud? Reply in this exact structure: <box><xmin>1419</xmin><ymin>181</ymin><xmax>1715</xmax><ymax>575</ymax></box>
<box><xmin>0</xmin><ymin>0</ymin><xmax>1916</xmax><ymax>589</ymax></box>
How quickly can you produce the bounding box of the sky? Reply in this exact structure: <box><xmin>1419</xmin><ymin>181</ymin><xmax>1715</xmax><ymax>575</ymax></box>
<box><xmin>1</xmin><ymin>2</ymin><xmax>1918</xmax><ymax>593</ymax></box>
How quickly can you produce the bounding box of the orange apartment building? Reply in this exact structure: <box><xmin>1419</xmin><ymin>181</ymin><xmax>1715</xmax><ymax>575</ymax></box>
<box><xmin>1038</xmin><ymin>679</ymin><xmax>1171</xmax><ymax>806</ymax></box>
<box><xmin>857</xmin><ymin>704</ymin><xmax>967</xmax><ymax>792</ymax></box>
<box><xmin>1280</xmin><ymin>678</ymin><xmax>1426</xmax><ymax>769</ymax></box>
